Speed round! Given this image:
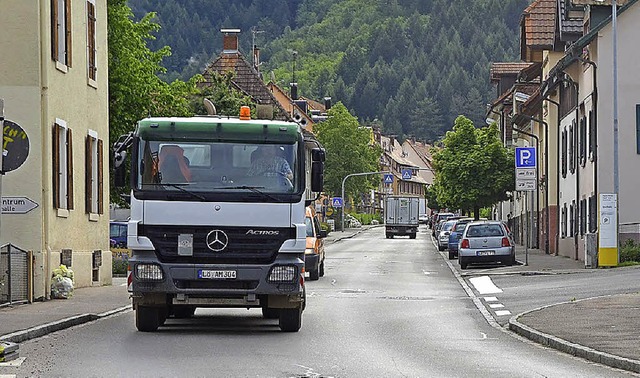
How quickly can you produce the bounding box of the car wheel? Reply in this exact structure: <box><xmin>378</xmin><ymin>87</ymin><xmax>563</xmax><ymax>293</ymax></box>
<box><xmin>409</xmin><ymin>233</ymin><xmax>416</xmax><ymax>239</ymax></box>
<box><xmin>438</xmin><ymin>245</ymin><xmax>444</xmax><ymax>251</ymax></box>
<box><xmin>459</xmin><ymin>257</ymin><xmax>468</xmax><ymax>270</ymax></box>
<box><xmin>135</xmin><ymin>306</ymin><xmax>161</xmax><ymax>332</ymax></box>
<box><xmin>319</xmin><ymin>260</ymin><xmax>325</xmax><ymax>277</ymax></box>
<box><xmin>172</xmin><ymin>305</ymin><xmax>196</xmax><ymax>319</ymax></box>
<box><xmin>279</xmin><ymin>307</ymin><xmax>303</xmax><ymax>332</ymax></box>
<box><xmin>448</xmin><ymin>251</ymin><xmax>455</xmax><ymax>260</ymax></box>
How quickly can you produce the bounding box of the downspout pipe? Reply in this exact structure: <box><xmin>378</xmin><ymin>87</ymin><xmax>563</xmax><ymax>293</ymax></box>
<box><xmin>543</xmin><ymin>97</ymin><xmax>560</xmax><ymax>256</ymax></box>
<box><xmin>513</xmin><ymin>114</ymin><xmax>549</xmax><ymax>254</ymax></box>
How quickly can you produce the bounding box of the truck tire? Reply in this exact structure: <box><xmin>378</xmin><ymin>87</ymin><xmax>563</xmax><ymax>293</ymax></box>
<box><xmin>136</xmin><ymin>306</ymin><xmax>161</xmax><ymax>332</ymax></box>
<box><xmin>319</xmin><ymin>260</ymin><xmax>325</xmax><ymax>277</ymax></box>
<box><xmin>279</xmin><ymin>307</ymin><xmax>302</xmax><ymax>332</ymax></box>
<box><xmin>309</xmin><ymin>267</ymin><xmax>320</xmax><ymax>281</ymax></box>
<box><xmin>262</xmin><ymin>306</ymin><xmax>280</xmax><ymax>319</ymax></box>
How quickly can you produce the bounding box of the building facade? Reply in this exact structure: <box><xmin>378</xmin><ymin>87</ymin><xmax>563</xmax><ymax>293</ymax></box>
<box><xmin>0</xmin><ymin>0</ymin><xmax>110</xmax><ymax>300</ymax></box>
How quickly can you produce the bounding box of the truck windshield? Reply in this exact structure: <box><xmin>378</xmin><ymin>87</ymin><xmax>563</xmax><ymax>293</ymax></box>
<box><xmin>135</xmin><ymin>139</ymin><xmax>300</xmax><ymax>194</ymax></box>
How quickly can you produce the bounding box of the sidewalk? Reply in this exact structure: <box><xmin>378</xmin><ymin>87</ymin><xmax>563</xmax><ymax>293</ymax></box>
<box><xmin>1</xmin><ymin>229</ymin><xmax>639</xmax><ymax>374</ymax></box>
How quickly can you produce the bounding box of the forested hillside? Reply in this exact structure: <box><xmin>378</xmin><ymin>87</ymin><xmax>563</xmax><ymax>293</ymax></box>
<box><xmin>128</xmin><ymin>0</ymin><xmax>528</xmax><ymax>142</ymax></box>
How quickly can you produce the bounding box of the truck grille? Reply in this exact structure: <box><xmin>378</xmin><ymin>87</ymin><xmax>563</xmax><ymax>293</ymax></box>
<box><xmin>139</xmin><ymin>225</ymin><xmax>295</xmax><ymax>264</ymax></box>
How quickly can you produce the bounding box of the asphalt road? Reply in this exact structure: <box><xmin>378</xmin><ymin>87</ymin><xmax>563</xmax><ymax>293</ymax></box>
<box><xmin>8</xmin><ymin>227</ymin><xmax>637</xmax><ymax>377</ymax></box>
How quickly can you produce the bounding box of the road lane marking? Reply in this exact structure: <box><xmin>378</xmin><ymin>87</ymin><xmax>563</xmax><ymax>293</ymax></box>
<box><xmin>469</xmin><ymin>276</ymin><xmax>503</xmax><ymax>294</ymax></box>
<box><xmin>489</xmin><ymin>303</ymin><xmax>505</xmax><ymax>309</ymax></box>
<box><xmin>484</xmin><ymin>296</ymin><xmax>498</xmax><ymax>302</ymax></box>
<box><xmin>495</xmin><ymin>310</ymin><xmax>512</xmax><ymax>316</ymax></box>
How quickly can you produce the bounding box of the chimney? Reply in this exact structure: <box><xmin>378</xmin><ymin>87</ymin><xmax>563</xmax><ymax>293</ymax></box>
<box><xmin>290</xmin><ymin>83</ymin><xmax>298</xmax><ymax>100</ymax></box>
<box><xmin>221</xmin><ymin>28</ymin><xmax>240</xmax><ymax>54</ymax></box>
<box><xmin>323</xmin><ymin>97</ymin><xmax>332</xmax><ymax>110</ymax></box>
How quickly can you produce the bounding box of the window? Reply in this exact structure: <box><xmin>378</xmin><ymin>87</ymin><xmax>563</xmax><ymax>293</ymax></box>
<box><xmin>636</xmin><ymin>105</ymin><xmax>640</xmax><ymax>154</ymax></box>
<box><xmin>86</xmin><ymin>0</ymin><xmax>97</xmax><ymax>81</ymax></box>
<box><xmin>569</xmin><ymin>201</ymin><xmax>575</xmax><ymax>237</ymax></box>
<box><xmin>588</xmin><ymin>195</ymin><xmax>597</xmax><ymax>233</ymax></box>
<box><xmin>85</xmin><ymin>131</ymin><xmax>104</xmax><ymax>215</ymax></box>
<box><xmin>561</xmin><ymin>129</ymin><xmax>567</xmax><ymax>178</ymax></box>
<box><xmin>561</xmin><ymin>204</ymin><xmax>567</xmax><ymax>238</ymax></box>
<box><xmin>589</xmin><ymin>110</ymin><xmax>596</xmax><ymax>160</ymax></box>
<box><xmin>579</xmin><ymin>115</ymin><xmax>587</xmax><ymax>166</ymax></box>
<box><xmin>52</xmin><ymin>0</ymin><xmax>72</xmax><ymax>67</ymax></box>
<box><xmin>53</xmin><ymin>120</ymin><xmax>74</xmax><ymax>210</ymax></box>
<box><xmin>569</xmin><ymin>121</ymin><xmax>575</xmax><ymax>174</ymax></box>
<box><xmin>580</xmin><ymin>198</ymin><xmax>587</xmax><ymax>236</ymax></box>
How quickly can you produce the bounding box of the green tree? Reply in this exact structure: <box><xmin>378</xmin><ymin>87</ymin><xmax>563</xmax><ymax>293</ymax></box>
<box><xmin>313</xmin><ymin>103</ymin><xmax>381</xmax><ymax>206</ymax></box>
<box><xmin>431</xmin><ymin>117</ymin><xmax>514</xmax><ymax>219</ymax></box>
<box><xmin>108</xmin><ymin>0</ymin><xmax>200</xmax><ymax>203</ymax></box>
<box><xmin>190</xmin><ymin>71</ymin><xmax>255</xmax><ymax>116</ymax></box>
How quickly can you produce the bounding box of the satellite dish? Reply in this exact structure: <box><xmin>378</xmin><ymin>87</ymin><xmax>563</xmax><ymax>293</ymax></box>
<box><xmin>203</xmin><ymin>98</ymin><xmax>216</xmax><ymax>116</ymax></box>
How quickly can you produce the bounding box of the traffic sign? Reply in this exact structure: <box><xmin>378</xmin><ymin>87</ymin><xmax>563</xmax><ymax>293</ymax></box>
<box><xmin>383</xmin><ymin>174</ymin><xmax>394</xmax><ymax>184</ymax></box>
<box><xmin>515</xmin><ymin>147</ymin><xmax>536</xmax><ymax>168</ymax></box>
<box><xmin>2</xmin><ymin>120</ymin><xmax>30</xmax><ymax>172</ymax></box>
<box><xmin>515</xmin><ymin>179</ymin><xmax>536</xmax><ymax>191</ymax></box>
<box><xmin>326</xmin><ymin>207</ymin><xmax>334</xmax><ymax>216</ymax></box>
<box><xmin>401</xmin><ymin>169</ymin><xmax>412</xmax><ymax>180</ymax></box>
<box><xmin>332</xmin><ymin>197</ymin><xmax>343</xmax><ymax>208</ymax></box>
<box><xmin>1</xmin><ymin>196</ymin><xmax>38</xmax><ymax>214</ymax></box>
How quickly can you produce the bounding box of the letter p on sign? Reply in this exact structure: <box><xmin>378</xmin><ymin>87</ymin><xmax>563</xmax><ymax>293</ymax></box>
<box><xmin>515</xmin><ymin>147</ymin><xmax>536</xmax><ymax>168</ymax></box>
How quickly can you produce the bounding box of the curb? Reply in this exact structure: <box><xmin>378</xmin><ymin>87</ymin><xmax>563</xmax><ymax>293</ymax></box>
<box><xmin>0</xmin><ymin>305</ymin><xmax>130</xmax><ymax>344</ymax></box>
<box><xmin>509</xmin><ymin>302</ymin><xmax>640</xmax><ymax>374</ymax></box>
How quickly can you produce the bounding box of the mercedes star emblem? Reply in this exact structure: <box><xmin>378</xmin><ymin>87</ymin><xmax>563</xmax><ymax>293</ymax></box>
<box><xmin>206</xmin><ymin>229</ymin><xmax>229</xmax><ymax>252</ymax></box>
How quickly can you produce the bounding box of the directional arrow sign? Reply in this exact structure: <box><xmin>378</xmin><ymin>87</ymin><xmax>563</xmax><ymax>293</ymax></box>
<box><xmin>1</xmin><ymin>196</ymin><xmax>39</xmax><ymax>214</ymax></box>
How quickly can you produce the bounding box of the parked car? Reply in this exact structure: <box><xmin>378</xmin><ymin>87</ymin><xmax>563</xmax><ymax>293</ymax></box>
<box><xmin>447</xmin><ymin>218</ymin><xmax>475</xmax><ymax>259</ymax></box>
<box><xmin>419</xmin><ymin>213</ymin><xmax>429</xmax><ymax>224</ymax></box>
<box><xmin>437</xmin><ymin>219</ymin><xmax>457</xmax><ymax>251</ymax></box>
<box><xmin>431</xmin><ymin>212</ymin><xmax>455</xmax><ymax>236</ymax></box>
<box><xmin>458</xmin><ymin>221</ymin><xmax>515</xmax><ymax>269</ymax></box>
<box><xmin>109</xmin><ymin>221</ymin><xmax>128</xmax><ymax>248</ymax></box>
<box><xmin>304</xmin><ymin>206</ymin><xmax>327</xmax><ymax>280</ymax></box>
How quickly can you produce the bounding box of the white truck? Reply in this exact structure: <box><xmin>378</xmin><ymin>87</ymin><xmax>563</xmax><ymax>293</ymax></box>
<box><xmin>384</xmin><ymin>195</ymin><xmax>420</xmax><ymax>239</ymax></box>
<box><xmin>113</xmin><ymin>109</ymin><xmax>324</xmax><ymax>332</ymax></box>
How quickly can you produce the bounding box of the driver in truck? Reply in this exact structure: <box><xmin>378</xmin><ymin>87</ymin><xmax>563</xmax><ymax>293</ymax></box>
<box><xmin>247</xmin><ymin>145</ymin><xmax>293</xmax><ymax>181</ymax></box>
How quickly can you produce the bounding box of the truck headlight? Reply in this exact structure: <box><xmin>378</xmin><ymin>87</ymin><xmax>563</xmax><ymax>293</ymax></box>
<box><xmin>268</xmin><ymin>265</ymin><xmax>297</xmax><ymax>283</ymax></box>
<box><xmin>305</xmin><ymin>248</ymin><xmax>315</xmax><ymax>255</ymax></box>
<box><xmin>135</xmin><ymin>264</ymin><xmax>164</xmax><ymax>281</ymax></box>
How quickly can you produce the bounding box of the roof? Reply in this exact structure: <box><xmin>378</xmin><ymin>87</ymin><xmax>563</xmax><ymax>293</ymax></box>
<box><xmin>202</xmin><ymin>52</ymin><xmax>290</xmax><ymax>121</ymax></box>
<box><xmin>571</xmin><ymin>0</ymin><xmax>629</xmax><ymax>5</ymax></box>
<box><xmin>490</xmin><ymin>62</ymin><xmax>534</xmax><ymax>82</ymax></box>
<box><xmin>559</xmin><ymin>0</ymin><xmax>584</xmax><ymax>39</ymax></box>
<box><xmin>520</xmin><ymin>0</ymin><xmax>556</xmax><ymax>54</ymax></box>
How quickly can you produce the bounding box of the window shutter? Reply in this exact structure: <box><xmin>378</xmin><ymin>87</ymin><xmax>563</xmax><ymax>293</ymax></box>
<box><xmin>67</xmin><ymin>128</ymin><xmax>74</xmax><ymax>209</ymax></box>
<box><xmin>51</xmin><ymin>0</ymin><xmax>59</xmax><ymax>61</ymax></box>
<box><xmin>98</xmin><ymin>139</ymin><xmax>104</xmax><ymax>214</ymax></box>
<box><xmin>87</xmin><ymin>1</ymin><xmax>96</xmax><ymax>80</ymax></box>
<box><xmin>85</xmin><ymin>135</ymin><xmax>92</xmax><ymax>213</ymax></box>
<box><xmin>53</xmin><ymin>124</ymin><xmax>60</xmax><ymax>209</ymax></box>
<box><xmin>65</xmin><ymin>0</ymin><xmax>72</xmax><ymax>67</ymax></box>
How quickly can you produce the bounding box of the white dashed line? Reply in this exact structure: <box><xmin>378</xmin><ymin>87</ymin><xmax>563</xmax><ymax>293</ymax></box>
<box><xmin>484</xmin><ymin>296</ymin><xmax>499</xmax><ymax>302</ymax></box>
<box><xmin>469</xmin><ymin>276</ymin><xmax>503</xmax><ymax>294</ymax></box>
<box><xmin>495</xmin><ymin>310</ymin><xmax>512</xmax><ymax>316</ymax></box>
<box><xmin>489</xmin><ymin>303</ymin><xmax>505</xmax><ymax>309</ymax></box>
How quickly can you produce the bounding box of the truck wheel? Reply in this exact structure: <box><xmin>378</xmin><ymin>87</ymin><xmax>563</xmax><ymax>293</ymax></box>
<box><xmin>410</xmin><ymin>233</ymin><xmax>416</xmax><ymax>239</ymax></box>
<box><xmin>262</xmin><ymin>306</ymin><xmax>280</xmax><ymax>319</ymax></box>
<box><xmin>173</xmin><ymin>306</ymin><xmax>196</xmax><ymax>319</ymax></box>
<box><xmin>319</xmin><ymin>260</ymin><xmax>325</xmax><ymax>277</ymax></box>
<box><xmin>135</xmin><ymin>306</ymin><xmax>161</xmax><ymax>332</ymax></box>
<box><xmin>279</xmin><ymin>307</ymin><xmax>302</xmax><ymax>332</ymax></box>
<box><xmin>158</xmin><ymin>306</ymin><xmax>168</xmax><ymax>325</ymax></box>
<box><xmin>309</xmin><ymin>266</ymin><xmax>320</xmax><ymax>281</ymax></box>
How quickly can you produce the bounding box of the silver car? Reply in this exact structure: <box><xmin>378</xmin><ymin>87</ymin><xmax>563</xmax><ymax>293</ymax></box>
<box><xmin>437</xmin><ymin>219</ymin><xmax>457</xmax><ymax>251</ymax></box>
<box><xmin>458</xmin><ymin>221</ymin><xmax>515</xmax><ymax>269</ymax></box>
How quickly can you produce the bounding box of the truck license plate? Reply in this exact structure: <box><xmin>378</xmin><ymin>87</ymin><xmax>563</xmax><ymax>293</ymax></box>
<box><xmin>198</xmin><ymin>270</ymin><xmax>236</xmax><ymax>279</ymax></box>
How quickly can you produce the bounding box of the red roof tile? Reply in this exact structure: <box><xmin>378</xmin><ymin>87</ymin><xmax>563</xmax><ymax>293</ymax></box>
<box><xmin>490</xmin><ymin>62</ymin><xmax>534</xmax><ymax>81</ymax></box>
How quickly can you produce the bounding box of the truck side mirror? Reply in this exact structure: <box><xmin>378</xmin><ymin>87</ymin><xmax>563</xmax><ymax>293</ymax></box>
<box><xmin>311</xmin><ymin>161</ymin><xmax>324</xmax><ymax>193</ymax></box>
<box><xmin>113</xmin><ymin>150</ymin><xmax>127</xmax><ymax>188</ymax></box>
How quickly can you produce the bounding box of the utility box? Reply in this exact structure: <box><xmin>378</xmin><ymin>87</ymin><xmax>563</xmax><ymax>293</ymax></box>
<box><xmin>384</xmin><ymin>196</ymin><xmax>419</xmax><ymax>239</ymax></box>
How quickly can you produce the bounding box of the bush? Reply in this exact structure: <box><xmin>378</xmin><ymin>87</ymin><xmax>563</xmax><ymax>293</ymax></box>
<box><xmin>112</xmin><ymin>254</ymin><xmax>129</xmax><ymax>276</ymax></box>
<box><xmin>620</xmin><ymin>239</ymin><xmax>640</xmax><ymax>263</ymax></box>
<box><xmin>349</xmin><ymin>212</ymin><xmax>382</xmax><ymax>226</ymax></box>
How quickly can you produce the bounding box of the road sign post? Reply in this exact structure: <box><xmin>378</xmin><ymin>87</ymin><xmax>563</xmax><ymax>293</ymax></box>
<box><xmin>515</xmin><ymin>147</ymin><xmax>537</xmax><ymax>266</ymax></box>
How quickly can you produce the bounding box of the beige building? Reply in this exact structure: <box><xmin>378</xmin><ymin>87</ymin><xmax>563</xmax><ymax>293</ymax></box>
<box><xmin>0</xmin><ymin>0</ymin><xmax>110</xmax><ymax>301</ymax></box>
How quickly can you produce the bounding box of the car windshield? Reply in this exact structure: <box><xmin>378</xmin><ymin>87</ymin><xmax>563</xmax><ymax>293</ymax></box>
<box><xmin>135</xmin><ymin>139</ymin><xmax>299</xmax><ymax>194</ymax></box>
<box><xmin>453</xmin><ymin>221</ymin><xmax>471</xmax><ymax>231</ymax></box>
<box><xmin>442</xmin><ymin>221</ymin><xmax>456</xmax><ymax>231</ymax></box>
<box><xmin>466</xmin><ymin>224</ymin><xmax>505</xmax><ymax>237</ymax></box>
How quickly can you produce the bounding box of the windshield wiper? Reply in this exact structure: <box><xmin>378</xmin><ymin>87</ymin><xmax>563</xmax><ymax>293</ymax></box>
<box><xmin>216</xmin><ymin>185</ymin><xmax>283</xmax><ymax>202</ymax></box>
<box><xmin>158</xmin><ymin>183</ymin><xmax>206</xmax><ymax>201</ymax></box>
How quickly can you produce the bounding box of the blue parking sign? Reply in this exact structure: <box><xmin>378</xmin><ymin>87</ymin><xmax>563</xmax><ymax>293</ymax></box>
<box><xmin>515</xmin><ymin>147</ymin><xmax>536</xmax><ymax>168</ymax></box>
